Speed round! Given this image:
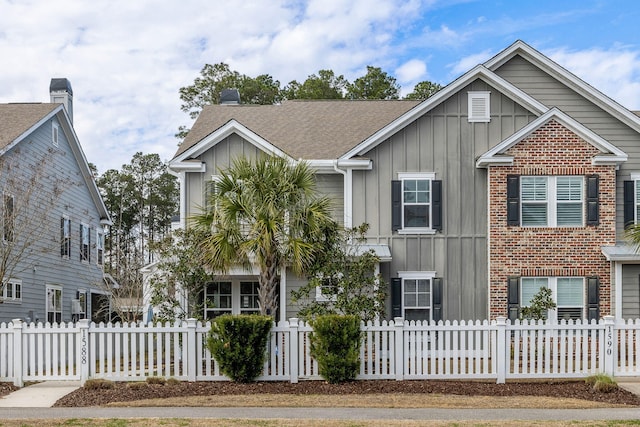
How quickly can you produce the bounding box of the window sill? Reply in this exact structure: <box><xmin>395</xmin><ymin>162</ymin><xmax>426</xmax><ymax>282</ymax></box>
<box><xmin>0</xmin><ymin>299</ymin><xmax>22</xmax><ymax>304</ymax></box>
<box><xmin>397</xmin><ymin>228</ymin><xmax>437</xmax><ymax>235</ymax></box>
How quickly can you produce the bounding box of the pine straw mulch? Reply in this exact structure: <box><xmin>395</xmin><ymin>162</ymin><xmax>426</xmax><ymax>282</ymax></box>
<box><xmin>53</xmin><ymin>379</ymin><xmax>640</xmax><ymax>407</ymax></box>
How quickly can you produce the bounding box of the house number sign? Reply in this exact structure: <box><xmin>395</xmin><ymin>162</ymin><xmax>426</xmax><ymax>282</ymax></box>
<box><xmin>81</xmin><ymin>328</ymin><xmax>88</xmax><ymax>364</ymax></box>
<box><xmin>606</xmin><ymin>325</ymin><xmax>613</xmax><ymax>356</ymax></box>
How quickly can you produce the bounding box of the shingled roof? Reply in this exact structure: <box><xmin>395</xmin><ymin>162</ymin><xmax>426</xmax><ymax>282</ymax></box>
<box><xmin>0</xmin><ymin>103</ymin><xmax>58</xmax><ymax>150</ymax></box>
<box><xmin>175</xmin><ymin>99</ymin><xmax>422</xmax><ymax>160</ymax></box>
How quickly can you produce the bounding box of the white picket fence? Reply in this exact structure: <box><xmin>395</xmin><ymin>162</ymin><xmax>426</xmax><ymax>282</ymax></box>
<box><xmin>1</xmin><ymin>316</ymin><xmax>639</xmax><ymax>386</ymax></box>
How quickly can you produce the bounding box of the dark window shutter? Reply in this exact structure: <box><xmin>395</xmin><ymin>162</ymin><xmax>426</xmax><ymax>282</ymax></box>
<box><xmin>507</xmin><ymin>277</ymin><xmax>520</xmax><ymax>321</ymax></box>
<box><xmin>392</xmin><ymin>180</ymin><xmax>402</xmax><ymax>231</ymax></box>
<box><xmin>624</xmin><ymin>180</ymin><xmax>635</xmax><ymax>228</ymax></box>
<box><xmin>587</xmin><ymin>277</ymin><xmax>600</xmax><ymax>322</ymax></box>
<box><xmin>391</xmin><ymin>278</ymin><xmax>402</xmax><ymax>318</ymax></box>
<box><xmin>507</xmin><ymin>175</ymin><xmax>520</xmax><ymax>226</ymax></box>
<box><xmin>586</xmin><ymin>175</ymin><xmax>599</xmax><ymax>226</ymax></box>
<box><xmin>432</xmin><ymin>180</ymin><xmax>442</xmax><ymax>231</ymax></box>
<box><xmin>432</xmin><ymin>277</ymin><xmax>443</xmax><ymax>322</ymax></box>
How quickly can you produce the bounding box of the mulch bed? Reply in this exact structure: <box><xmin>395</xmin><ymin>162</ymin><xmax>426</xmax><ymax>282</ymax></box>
<box><xmin>53</xmin><ymin>380</ymin><xmax>640</xmax><ymax>407</ymax></box>
<box><xmin>0</xmin><ymin>383</ymin><xmax>18</xmax><ymax>398</ymax></box>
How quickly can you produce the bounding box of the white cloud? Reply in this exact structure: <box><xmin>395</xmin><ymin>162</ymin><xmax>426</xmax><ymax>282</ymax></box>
<box><xmin>448</xmin><ymin>50</ymin><xmax>495</xmax><ymax>77</ymax></box>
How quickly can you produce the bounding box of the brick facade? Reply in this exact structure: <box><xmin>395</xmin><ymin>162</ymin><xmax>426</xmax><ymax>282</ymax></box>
<box><xmin>488</xmin><ymin>120</ymin><xmax>616</xmax><ymax>319</ymax></box>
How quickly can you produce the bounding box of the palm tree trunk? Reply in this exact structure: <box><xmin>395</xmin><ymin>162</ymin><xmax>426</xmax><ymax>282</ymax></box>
<box><xmin>258</xmin><ymin>255</ymin><xmax>279</xmax><ymax>316</ymax></box>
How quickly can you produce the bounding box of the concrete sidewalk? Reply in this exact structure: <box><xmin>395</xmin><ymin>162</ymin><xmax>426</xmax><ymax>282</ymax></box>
<box><xmin>0</xmin><ymin>381</ymin><xmax>81</xmax><ymax>408</ymax></box>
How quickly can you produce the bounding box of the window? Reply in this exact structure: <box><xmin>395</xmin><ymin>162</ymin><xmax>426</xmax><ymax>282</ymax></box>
<box><xmin>96</xmin><ymin>230</ymin><xmax>104</xmax><ymax>266</ymax></box>
<box><xmin>240</xmin><ymin>281</ymin><xmax>260</xmax><ymax>314</ymax></box>
<box><xmin>80</xmin><ymin>223</ymin><xmax>90</xmax><ymax>262</ymax></box>
<box><xmin>72</xmin><ymin>290</ymin><xmax>86</xmax><ymax>321</ymax></box>
<box><xmin>314</xmin><ymin>272</ymin><xmax>343</xmax><ymax>302</ymax></box>
<box><xmin>203</xmin><ymin>175</ymin><xmax>220</xmax><ymax>214</ymax></box>
<box><xmin>61</xmin><ymin>217</ymin><xmax>71</xmax><ymax>257</ymax></box>
<box><xmin>395</xmin><ymin>271</ymin><xmax>442</xmax><ymax>322</ymax></box>
<box><xmin>392</xmin><ymin>173</ymin><xmax>442</xmax><ymax>233</ymax></box>
<box><xmin>52</xmin><ymin>123</ymin><xmax>59</xmax><ymax>146</ymax></box>
<box><xmin>521</xmin><ymin>176</ymin><xmax>583</xmax><ymax>227</ymax></box>
<box><xmin>520</xmin><ymin>277</ymin><xmax>586</xmax><ymax>321</ymax></box>
<box><xmin>2</xmin><ymin>279</ymin><xmax>22</xmax><ymax>302</ymax></box>
<box><xmin>3</xmin><ymin>193</ymin><xmax>14</xmax><ymax>242</ymax></box>
<box><xmin>468</xmin><ymin>91</ymin><xmax>490</xmax><ymax>122</ymax></box>
<box><xmin>46</xmin><ymin>285</ymin><xmax>62</xmax><ymax>323</ymax></box>
<box><xmin>204</xmin><ymin>281</ymin><xmax>232</xmax><ymax>319</ymax></box>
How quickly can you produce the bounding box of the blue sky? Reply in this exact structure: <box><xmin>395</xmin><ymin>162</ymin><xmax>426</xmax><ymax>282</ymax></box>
<box><xmin>1</xmin><ymin>0</ymin><xmax>640</xmax><ymax>173</ymax></box>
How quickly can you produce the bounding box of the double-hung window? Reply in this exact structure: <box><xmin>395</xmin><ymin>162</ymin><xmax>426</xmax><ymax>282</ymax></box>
<box><xmin>520</xmin><ymin>277</ymin><xmax>585</xmax><ymax>321</ymax></box>
<box><xmin>521</xmin><ymin>176</ymin><xmax>583</xmax><ymax>227</ymax></box>
<box><xmin>393</xmin><ymin>172</ymin><xmax>442</xmax><ymax>233</ymax></box>
<box><xmin>61</xmin><ymin>217</ymin><xmax>71</xmax><ymax>257</ymax></box>
<box><xmin>3</xmin><ymin>193</ymin><xmax>14</xmax><ymax>242</ymax></box>
<box><xmin>398</xmin><ymin>271</ymin><xmax>436</xmax><ymax>322</ymax></box>
<box><xmin>80</xmin><ymin>223</ymin><xmax>90</xmax><ymax>262</ymax></box>
<box><xmin>96</xmin><ymin>230</ymin><xmax>104</xmax><ymax>266</ymax></box>
<box><xmin>2</xmin><ymin>279</ymin><xmax>22</xmax><ymax>302</ymax></box>
<box><xmin>46</xmin><ymin>285</ymin><xmax>62</xmax><ymax>323</ymax></box>
<box><xmin>203</xmin><ymin>281</ymin><xmax>232</xmax><ymax>319</ymax></box>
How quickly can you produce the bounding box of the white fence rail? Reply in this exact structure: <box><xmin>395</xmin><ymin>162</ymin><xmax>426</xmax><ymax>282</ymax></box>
<box><xmin>1</xmin><ymin>316</ymin><xmax>638</xmax><ymax>386</ymax></box>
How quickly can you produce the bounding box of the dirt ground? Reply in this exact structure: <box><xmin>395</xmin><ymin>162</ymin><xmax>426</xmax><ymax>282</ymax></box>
<box><xmin>53</xmin><ymin>379</ymin><xmax>640</xmax><ymax>407</ymax></box>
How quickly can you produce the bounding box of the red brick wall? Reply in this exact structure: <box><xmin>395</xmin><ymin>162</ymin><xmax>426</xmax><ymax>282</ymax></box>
<box><xmin>489</xmin><ymin>119</ymin><xmax>616</xmax><ymax>319</ymax></box>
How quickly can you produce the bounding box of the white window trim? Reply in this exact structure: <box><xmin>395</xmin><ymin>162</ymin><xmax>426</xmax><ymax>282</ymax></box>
<box><xmin>399</xmin><ymin>271</ymin><xmax>435</xmax><ymax>321</ymax></box>
<box><xmin>468</xmin><ymin>91</ymin><xmax>491</xmax><ymax>122</ymax></box>
<box><xmin>314</xmin><ymin>272</ymin><xmax>344</xmax><ymax>302</ymax></box>
<box><xmin>96</xmin><ymin>229</ymin><xmax>104</xmax><ymax>266</ymax></box>
<box><xmin>61</xmin><ymin>215</ymin><xmax>71</xmax><ymax>258</ymax></box>
<box><xmin>203</xmin><ymin>174</ymin><xmax>221</xmax><ymax>210</ymax></box>
<box><xmin>80</xmin><ymin>223</ymin><xmax>90</xmax><ymax>262</ymax></box>
<box><xmin>52</xmin><ymin>123</ymin><xmax>59</xmax><ymax>147</ymax></box>
<box><xmin>521</xmin><ymin>277</ymin><xmax>586</xmax><ymax>321</ymax></box>
<box><xmin>520</xmin><ymin>176</ymin><xmax>584</xmax><ymax>227</ymax></box>
<box><xmin>397</xmin><ymin>172</ymin><xmax>436</xmax><ymax>235</ymax></box>
<box><xmin>1</xmin><ymin>278</ymin><xmax>22</xmax><ymax>303</ymax></box>
<box><xmin>630</xmin><ymin>173</ymin><xmax>640</xmax><ymax>223</ymax></box>
<box><xmin>46</xmin><ymin>284</ymin><xmax>63</xmax><ymax>324</ymax></box>
<box><xmin>203</xmin><ymin>279</ymin><xmax>261</xmax><ymax>318</ymax></box>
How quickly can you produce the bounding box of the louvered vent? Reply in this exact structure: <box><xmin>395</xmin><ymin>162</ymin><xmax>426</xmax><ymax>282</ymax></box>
<box><xmin>468</xmin><ymin>92</ymin><xmax>490</xmax><ymax>122</ymax></box>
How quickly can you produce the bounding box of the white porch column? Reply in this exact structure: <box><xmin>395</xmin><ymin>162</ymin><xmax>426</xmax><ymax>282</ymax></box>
<box><xmin>279</xmin><ymin>267</ymin><xmax>287</xmax><ymax>321</ymax></box>
<box><xmin>614</xmin><ymin>261</ymin><xmax>623</xmax><ymax>321</ymax></box>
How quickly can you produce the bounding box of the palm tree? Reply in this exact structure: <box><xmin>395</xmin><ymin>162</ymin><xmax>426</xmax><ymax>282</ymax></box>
<box><xmin>193</xmin><ymin>155</ymin><xmax>335</xmax><ymax>316</ymax></box>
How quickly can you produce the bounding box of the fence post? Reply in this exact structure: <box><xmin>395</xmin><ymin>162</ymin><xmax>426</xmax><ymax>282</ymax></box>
<box><xmin>11</xmin><ymin>319</ymin><xmax>23</xmax><ymax>387</ymax></box>
<box><xmin>603</xmin><ymin>316</ymin><xmax>615</xmax><ymax>377</ymax></box>
<box><xmin>186</xmin><ymin>318</ymin><xmax>197</xmax><ymax>382</ymax></box>
<box><xmin>77</xmin><ymin>319</ymin><xmax>90</xmax><ymax>385</ymax></box>
<box><xmin>394</xmin><ymin>317</ymin><xmax>404</xmax><ymax>381</ymax></box>
<box><xmin>495</xmin><ymin>316</ymin><xmax>507</xmax><ymax>384</ymax></box>
<box><xmin>289</xmin><ymin>318</ymin><xmax>299</xmax><ymax>384</ymax></box>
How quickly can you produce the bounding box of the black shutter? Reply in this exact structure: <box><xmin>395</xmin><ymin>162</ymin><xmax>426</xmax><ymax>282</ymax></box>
<box><xmin>586</xmin><ymin>175</ymin><xmax>599</xmax><ymax>226</ymax></box>
<box><xmin>507</xmin><ymin>175</ymin><xmax>520</xmax><ymax>226</ymax></box>
<box><xmin>432</xmin><ymin>278</ymin><xmax>443</xmax><ymax>322</ymax></box>
<box><xmin>587</xmin><ymin>277</ymin><xmax>600</xmax><ymax>322</ymax></box>
<box><xmin>432</xmin><ymin>180</ymin><xmax>442</xmax><ymax>231</ymax></box>
<box><xmin>624</xmin><ymin>180</ymin><xmax>635</xmax><ymax>228</ymax></box>
<box><xmin>391</xmin><ymin>278</ymin><xmax>402</xmax><ymax>318</ymax></box>
<box><xmin>391</xmin><ymin>181</ymin><xmax>402</xmax><ymax>231</ymax></box>
<box><xmin>507</xmin><ymin>277</ymin><xmax>520</xmax><ymax>321</ymax></box>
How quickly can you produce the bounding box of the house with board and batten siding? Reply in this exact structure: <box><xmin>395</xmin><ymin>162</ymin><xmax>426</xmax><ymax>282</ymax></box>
<box><xmin>0</xmin><ymin>79</ymin><xmax>112</xmax><ymax>324</ymax></box>
<box><xmin>169</xmin><ymin>40</ymin><xmax>640</xmax><ymax>323</ymax></box>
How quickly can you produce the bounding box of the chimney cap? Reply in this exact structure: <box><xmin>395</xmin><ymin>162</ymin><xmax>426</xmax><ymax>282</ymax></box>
<box><xmin>50</xmin><ymin>78</ymin><xmax>73</xmax><ymax>95</ymax></box>
<box><xmin>220</xmin><ymin>88</ymin><xmax>240</xmax><ymax>104</ymax></box>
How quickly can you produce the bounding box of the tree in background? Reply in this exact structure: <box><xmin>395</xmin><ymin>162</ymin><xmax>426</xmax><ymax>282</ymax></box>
<box><xmin>193</xmin><ymin>156</ymin><xmax>334</xmax><ymax>316</ymax></box>
<box><xmin>291</xmin><ymin>223</ymin><xmax>386</xmax><ymax>322</ymax></box>
<box><xmin>405</xmin><ymin>80</ymin><xmax>443</xmax><ymax>100</ymax></box>
<box><xmin>283</xmin><ymin>69</ymin><xmax>347</xmax><ymax>100</ymax></box>
<box><xmin>346</xmin><ymin>66</ymin><xmax>400</xmax><ymax>100</ymax></box>
<box><xmin>96</xmin><ymin>152</ymin><xmax>178</xmax><ymax>321</ymax></box>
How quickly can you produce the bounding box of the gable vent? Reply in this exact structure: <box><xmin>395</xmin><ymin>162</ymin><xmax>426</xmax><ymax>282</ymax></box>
<box><xmin>468</xmin><ymin>91</ymin><xmax>490</xmax><ymax>122</ymax></box>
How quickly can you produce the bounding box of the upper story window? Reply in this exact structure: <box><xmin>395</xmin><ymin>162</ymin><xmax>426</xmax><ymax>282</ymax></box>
<box><xmin>392</xmin><ymin>173</ymin><xmax>442</xmax><ymax>234</ymax></box>
<box><xmin>507</xmin><ymin>175</ymin><xmax>599</xmax><ymax>227</ymax></box>
<box><xmin>80</xmin><ymin>223</ymin><xmax>90</xmax><ymax>262</ymax></box>
<box><xmin>96</xmin><ymin>229</ymin><xmax>104</xmax><ymax>266</ymax></box>
<box><xmin>2</xmin><ymin>278</ymin><xmax>22</xmax><ymax>303</ymax></box>
<box><xmin>468</xmin><ymin>91</ymin><xmax>490</xmax><ymax>122</ymax></box>
<box><xmin>52</xmin><ymin>123</ymin><xmax>59</xmax><ymax>147</ymax></box>
<box><xmin>624</xmin><ymin>175</ymin><xmax>640</xmax><ymax>226</ymax></box>
<box><xmin>3</xmin><ymin>193</ymin><xmax>14</xmax><ymax>242</ymax></box>
<box><xmin>61</xmin><ymin>217</ymin><xmax>71</xmax><ymax>257</ymax></box>
<box><xmin>521</xmin><ymin>176</ymin><xmax>583</xmax><ymax>227</ymax></box>
<box><xmin>203</xmin><ymin>175</ymin><xmax>220</xmax><ymax>214</ymax></box>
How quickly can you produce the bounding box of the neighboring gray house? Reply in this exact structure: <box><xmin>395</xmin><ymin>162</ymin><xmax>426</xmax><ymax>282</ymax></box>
<box><xmin>0</xmin><ymin>79</ymin><xmax>112</xmax><ymax>324</ymax></box>
<box><xmin>169</xmin><ymin>40</ymin><xmax>640</xmax><ymax>322</ymax></box>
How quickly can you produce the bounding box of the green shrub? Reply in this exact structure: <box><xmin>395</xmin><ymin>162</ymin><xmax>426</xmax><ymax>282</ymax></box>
<box><xmin>207</xmin><ymin>314</ymin><xmax>273</xmax><ymax>383</ymax></box>
<box><xmin>586</xmin><ymin>374</ymin><xmax>618</xmax><ymax>393</ymax></box>
<box><xmin>146</xmin><ymin>376</ymin><xmax>166</xmax><ymax>385</ymax></box>
<box><xmin>83</xmin><ymin>379</ymin><xmax>114</xmax><ymax>390</ymax></box>
<box><xmin>310</xmin><ymin>314</ymin><xmax>361</xmax><ymax>383</ymax></box>
<box><xmin>166</xmin><ymin>377</ymin><xmax>181</xmax><ymax>386</ymax></box>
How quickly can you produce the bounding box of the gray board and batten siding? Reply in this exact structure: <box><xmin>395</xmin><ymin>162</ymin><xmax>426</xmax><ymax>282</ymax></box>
<box><xmin>493</xmin><ymin>54</ymin><xmax>640</xmax><ymax>240</ymax></box>
<box><xmin>354</xmin><ymin>79</ymin><xmax>538</xmax><ymax>321</ymax></box>
<box><xmin>0</xmin><ymin>108</ymin><xmax>106</xmax><ymax>324</ymax></box>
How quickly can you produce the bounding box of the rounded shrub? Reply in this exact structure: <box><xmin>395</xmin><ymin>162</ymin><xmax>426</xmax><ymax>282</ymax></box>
<box><xmin>207</xmin><ymin>314</ymin><xmax>273</xmax><ymax>383</ymax></box>
<box><xmin>310</xmin><ymin>314</ymin><xmax>361</xmax><ymax>383</ymax></box>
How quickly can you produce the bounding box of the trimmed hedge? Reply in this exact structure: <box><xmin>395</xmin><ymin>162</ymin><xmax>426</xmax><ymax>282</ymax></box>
<box><xmin>206</xmin><ymin>314</ymin><xmax>272</xmax><ymax>383</ymax></box>
<box><xmin>310</xmin><ymin>314</ymin><xmax>361</xmax><ymax>383</ymax></box>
